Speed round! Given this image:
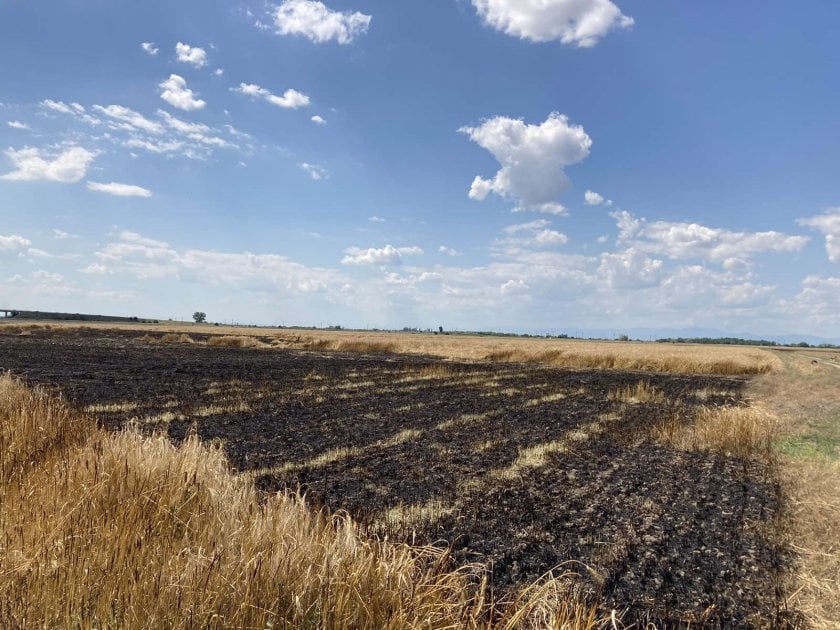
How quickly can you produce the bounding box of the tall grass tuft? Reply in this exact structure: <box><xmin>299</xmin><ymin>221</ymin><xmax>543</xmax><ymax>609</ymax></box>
<box><xmin>336</xmin><ymin>340</ymin><xmax>398</xmax><ymax>354</ymax></box>
<box><xmin>653</xmin><ymin>403</ymin><xmax>777</xmax><ymax>460</ymax></box>
<box><xmin>0</xmin><ymin>373</ymin><xmax>614</xmax><ymax>629</ymax></box>
<box><xmin>206</xmin><ymin>334</ymin><xmax>266</xmax><ymax>348</ymax></box>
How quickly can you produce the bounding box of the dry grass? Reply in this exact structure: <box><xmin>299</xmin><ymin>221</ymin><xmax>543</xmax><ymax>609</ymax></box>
<box><xmin>749</xmin><ymin>351</ymin><xmax>840</xmax><ymax>628</ymax></box>
<box><xmin>336</xmin><ymin>340</ymin><xmax>399</xmax><ymax>354</ymax></box>
<box><xmin>140</xmin><ymin>333</ymin><xmax>195</xmax><ymax>344</ymax></box>
<box><xmin>0</xmin><ymin>373</ymin><xmax>616</xmax><ymax>629</ymax></box>
<box><xmin>206</xmin><ymin>334</ymin><xmax>266</xmax><ymax>348</ymax></box>
<box><xmin>161</xmin><ymin>332</ymin><xmax>195</xmax><ymax>344</ymax></box>
<box><xmin>652</xmin><ymin>403</ymin><xmax>776</xmax><ymax>460</ymax></box>
<box><xmin>483</xmin><ymin>347</ymin><xmax>778</xmax><ymax>375</ymax></box>
<box><xmin>607</xmin><ymin>381</ymin><xmax>664</xmax><ymax>405</ymax></box>
<box><xmin>783</xmin><ymin>460</ymin><xmax>840</xmax><ymax>628</ymax></box>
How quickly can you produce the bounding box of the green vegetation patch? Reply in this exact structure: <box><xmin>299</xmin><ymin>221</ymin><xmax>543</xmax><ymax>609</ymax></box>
<box><xmin>776</xmin><ymin>431</ymin><xmax>840</xmax><ymax>461</ymax></box>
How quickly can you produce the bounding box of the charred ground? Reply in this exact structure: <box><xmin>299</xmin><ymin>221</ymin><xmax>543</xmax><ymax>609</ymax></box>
<box><xmin>0</xmin><ymin>327</ymin><xmax>795</xmax><ymax>627</ymax></box>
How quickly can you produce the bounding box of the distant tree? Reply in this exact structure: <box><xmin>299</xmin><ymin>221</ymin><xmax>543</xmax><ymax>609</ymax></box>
<box><xmin>617</xmin><ymin>334</ymin><xmax>630</xmax><ymax>342</ymax></box>
<box><xmin>439</xmin><ymin>325</ymin><xmax>444</xmax><ymax>334</ymax></box>
<box><xmin>192</xmin><ymin>311</ymin><xmax>207</xmax><ymax>324</ymax></box>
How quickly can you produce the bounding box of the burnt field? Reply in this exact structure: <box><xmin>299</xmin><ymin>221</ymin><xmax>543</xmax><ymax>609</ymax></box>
<box><xmin>0</xmin><ymin>327</ymin><xmax>795</xmax><ymax>627</ymax></box>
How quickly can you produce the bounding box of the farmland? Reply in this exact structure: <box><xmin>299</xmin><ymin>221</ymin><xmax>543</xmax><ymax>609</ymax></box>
<box><xmin>0</xmin><ymin>324</ymin><xmax>805</xmax><ymax>627</ymax></box>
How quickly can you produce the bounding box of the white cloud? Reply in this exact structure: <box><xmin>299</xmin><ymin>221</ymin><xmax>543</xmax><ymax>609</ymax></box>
<box><xmin>460</xmin><ymin>112</ymin><xmax>591</xmax><ymax>213</ymax></box>
<box><xmin>0</xmin><ymin>234</ymin><xmax>31</xmax><ymax>253</ymax></box>
<box><xmin>788</xmin><ymin>275</ymin><xmax>840</xmax><ymax>326</ymax></box>
<box><xmin>439</xmin><ymin>245</ymin><xmax>460</xmax><ymax>256</ymax></box>
<box><xmin>214</xmin><ymin>68</ymin><xmax>225</xmax><ymax>76</ymax></box>
<box><xmin>598</xmin><ymin>248</ymin><xmax>664</xmax><ymax>289</ymax></box>
<box><xmin>93</xmin><ymin>104</ymin><xmax>164</xmax><ymax>134</ymax></box>
<box><xmin>646</xmin><ymin>221</ymin><xmax>804</xmax><ymax>262</ymax></box>
<box><xmin>311</xmin><ymin>115</ymin><xmax>327</xmax><ymax>125</ymax></box>
<box><xmin>52</xmin><ymin>229</ymin><xmax>79</xmax><ymax>240</ymax></box>
<box><xmin>1</xmin><ymin>146</ymin><xmax>96</xmax><ymax>183</ymax></box>
<box><xmin>299</xmin><ymin>162</ymin><xmax>328</xmax><ymax>180</ymax></box>
<box><xmin>611</xmin><ymin>211</ymin><xmax>808</xmax><ymax>263</ymax></box>
<box><xmin>80</xmin><ymin>262</ymin><xmax>108</xmax><ymax>274</ymax></box>
<box><xmin>123</xmin><ymin>138</ymin><xmax>186</xmax><ymax>155</ymax></box>
<box><xmin>658</xmin><ymin>266</ymin><xmax>775</xmax><ymax>309</ymax></box>
<box><xmin>233</xmin><ymin>83</ymin><xmax>310</xmax><ymax>109</ymax></box>
<box><xmin>7</xmin><ymin>121</ymin><xmax>30</xmax><ymax>130</ymax></box>
<box><xmin>584</xmin><ymin>190</ymin><xmax>604</xmax><ymax>205</ymax></box>
<box><xmin>611</xmin><ymin>210</ymin><xmax>641</xmax><ymax>239</ymax></box>
<box><xmin>86</xmin><ymin>181</ymin><xmax>153</xmax><ymax>197</ymax></box>
<box><xmin>273</xmin><ymin>0</ymin><xmax>371</xmax><ymax>44</ymax></box>
<box><xmin>175</xmin><ymin>42</ymin><xmax>208</xmax><ymax>67</ymax></box>
<box><xmin>156</xmin><ymin>109</ymin><xmax>209</xmax><ymax>135</ymax></box>
<box><xmin>368</xmin><ymin>216</ymin><xmax>386</xmax><ymax>223</ymax></box>
<box><xmin>534</xmin><ymin>229</ymin><xmax>568</xmax><ymax>246</ymax></box>
<box><xmin>500</xmin><ymin>279</ymin><xmax>530</xmax><ymax>295</ymax></box>
<box><xmin>472</xmin><ymin>0</ymin><xmax>633</xmax><ymax>47</ymax></box>
<box><xmin>497</xmin><ymin>220</ymin><xmax>567</xmax><ymax>252</ymax></box>
<box><xmin>36</xmin><ymin>96</ymin><xmax>237</xmax><ymax>160</ymax></box>
<box><xmin>159</xmin><ymin>74</ymin><xmax>206</xmax><ymax>111</ymax></box>
<box><xmin>341</xmin><ymin>244</ymin><xmax>423</xmax><ymax>266</ymax></box>
<box><xmin>40</xmin><ymin>100</ymin><xmax>85</xmax><ymax>115</ymax></box>
<box><xmin>504</xmin><ymin>219</ymin><xmax>550</xmax><ymax>234</ymax></box>
<box><xmin>91</xmin><ymin>230</ymin><xmax>342</xmax><ymax>293</ymax></box>
<box><xmin>141</xmin><ymin>42</ymin><xmax>159</xmax><ymax>56</ymax></box>
<box><xmin>797</xmin><ymin>209</ymin><xmax>840</xmax><ymax>262</ymax></box>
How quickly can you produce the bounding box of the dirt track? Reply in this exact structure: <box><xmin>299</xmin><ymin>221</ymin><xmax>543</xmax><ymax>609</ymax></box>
<box><xmin>0</xmin><ymin>327</ymin><xmax>797</xmax><ymax>627</ymax></box>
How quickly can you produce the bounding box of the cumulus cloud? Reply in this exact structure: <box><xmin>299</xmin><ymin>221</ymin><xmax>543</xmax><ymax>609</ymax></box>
<box><xmin>497</xmin><ymin>220</ymin><xmax>568</xmax><ymax>252</ymax></box>
<box><xmin>658</xmin><ymin>265</ymin><xmax>775</xmax><ymax>309</ymax></box>
<box><xmin>273</xmin><ymin>0</ymin><xmax>371</xmax><ymax>44</ymax></box>
<box><xmin>52</xmin><ymin>229</ymin><xmax>79</xmax><ymax>240</ymax></box>
<box><xmin>299</xmin><ymin>162</ymin><xmax>328</xmax><ymax>180</ymax></box>
<box><xmin>175</xmin><ymin>42</ymin><xmax>207</xmax><ymax>67</ymax></box>
<box><xmin>534</xmin><ymin>229</ymin><xmax>569</xmax><ymax>246</ymax></box>
<box><xmin>311</xmin><ymin>115</ymin><xmax>326</xmax><ymax>125</ymax></box>
<box><xmin>797</xmin><ymin>209</ymin><xmax>840</xmax><ymax>262</ymax></box>
<box><xmin>141</xmin><ymin>42</ymin><xmax>159</xmax><ymax>56</ymax></box>
<box><xmin>1</xmin><ymin>146</ymin><xmax>96</xmax><ymax>183</ymax></box>
<box><xmin>368</xmin><ymin>216</ymin><xmax>386</xmax><ymax>223</ymax></box>
<box><xmin>159</xmin><ymin>74</ymin><xmax>206</xmax><ymax>111</ymax></box>
<box><xmin>598</xmin><ymin>248</ymin><xmax>664</xmax><ymax>289</ymax></box>
<box><xmin>614</xmin><ymin>211</ymin><xmax>809</xmax><ymax>263</ymax></box>
<box><xmin>460</xmin><ymin>112</ymin><xmax>591</xmax><ymax>213</ymax></box>
<box><xmin>86</xmin><ymin>181</ymin><xmax>153</xmax><ymax>197</ymax></box>
<box><xmin>341</xmin><ymin>244</ymin><xmax>423</xmax><ymax>266</ymax></box>
<box><xmin>789</xmin><ymin>275</ymin><xmax>840</xmax><ymax>326</ymax></box>
<box><xmin>584</xmin><ymin>190</ymin><xmax>605</xmax><ymax>205</ymax></box>
<box><xmin>7</xmin><ymin>121</ymin><xmax>30</xmax><ymax>130</ymax></box>
<box><xmin>439</xmin><ymin>245</ymin><xmax>460</xmax><ymax>256</ymax></box>
<box><xmin>472</xmin><ymin>0</ymin><xmax>633</xmax><ymax>47</ymax></box>
<box><xmin>0</xmin><ymin>234</ymin><xmax>32</xmax><ymax>253</ymax></box>
<box><xmin>232</xmin><ymin>83</ymin><xmax>310</xmax><ymax>109</ymax></box>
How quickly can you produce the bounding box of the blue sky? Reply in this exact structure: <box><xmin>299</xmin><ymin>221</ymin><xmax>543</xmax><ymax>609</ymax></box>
<box><xmin>2</xmin><ymin>0</ymin><xmax>839</xmax><ymax>337</ymax></box>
